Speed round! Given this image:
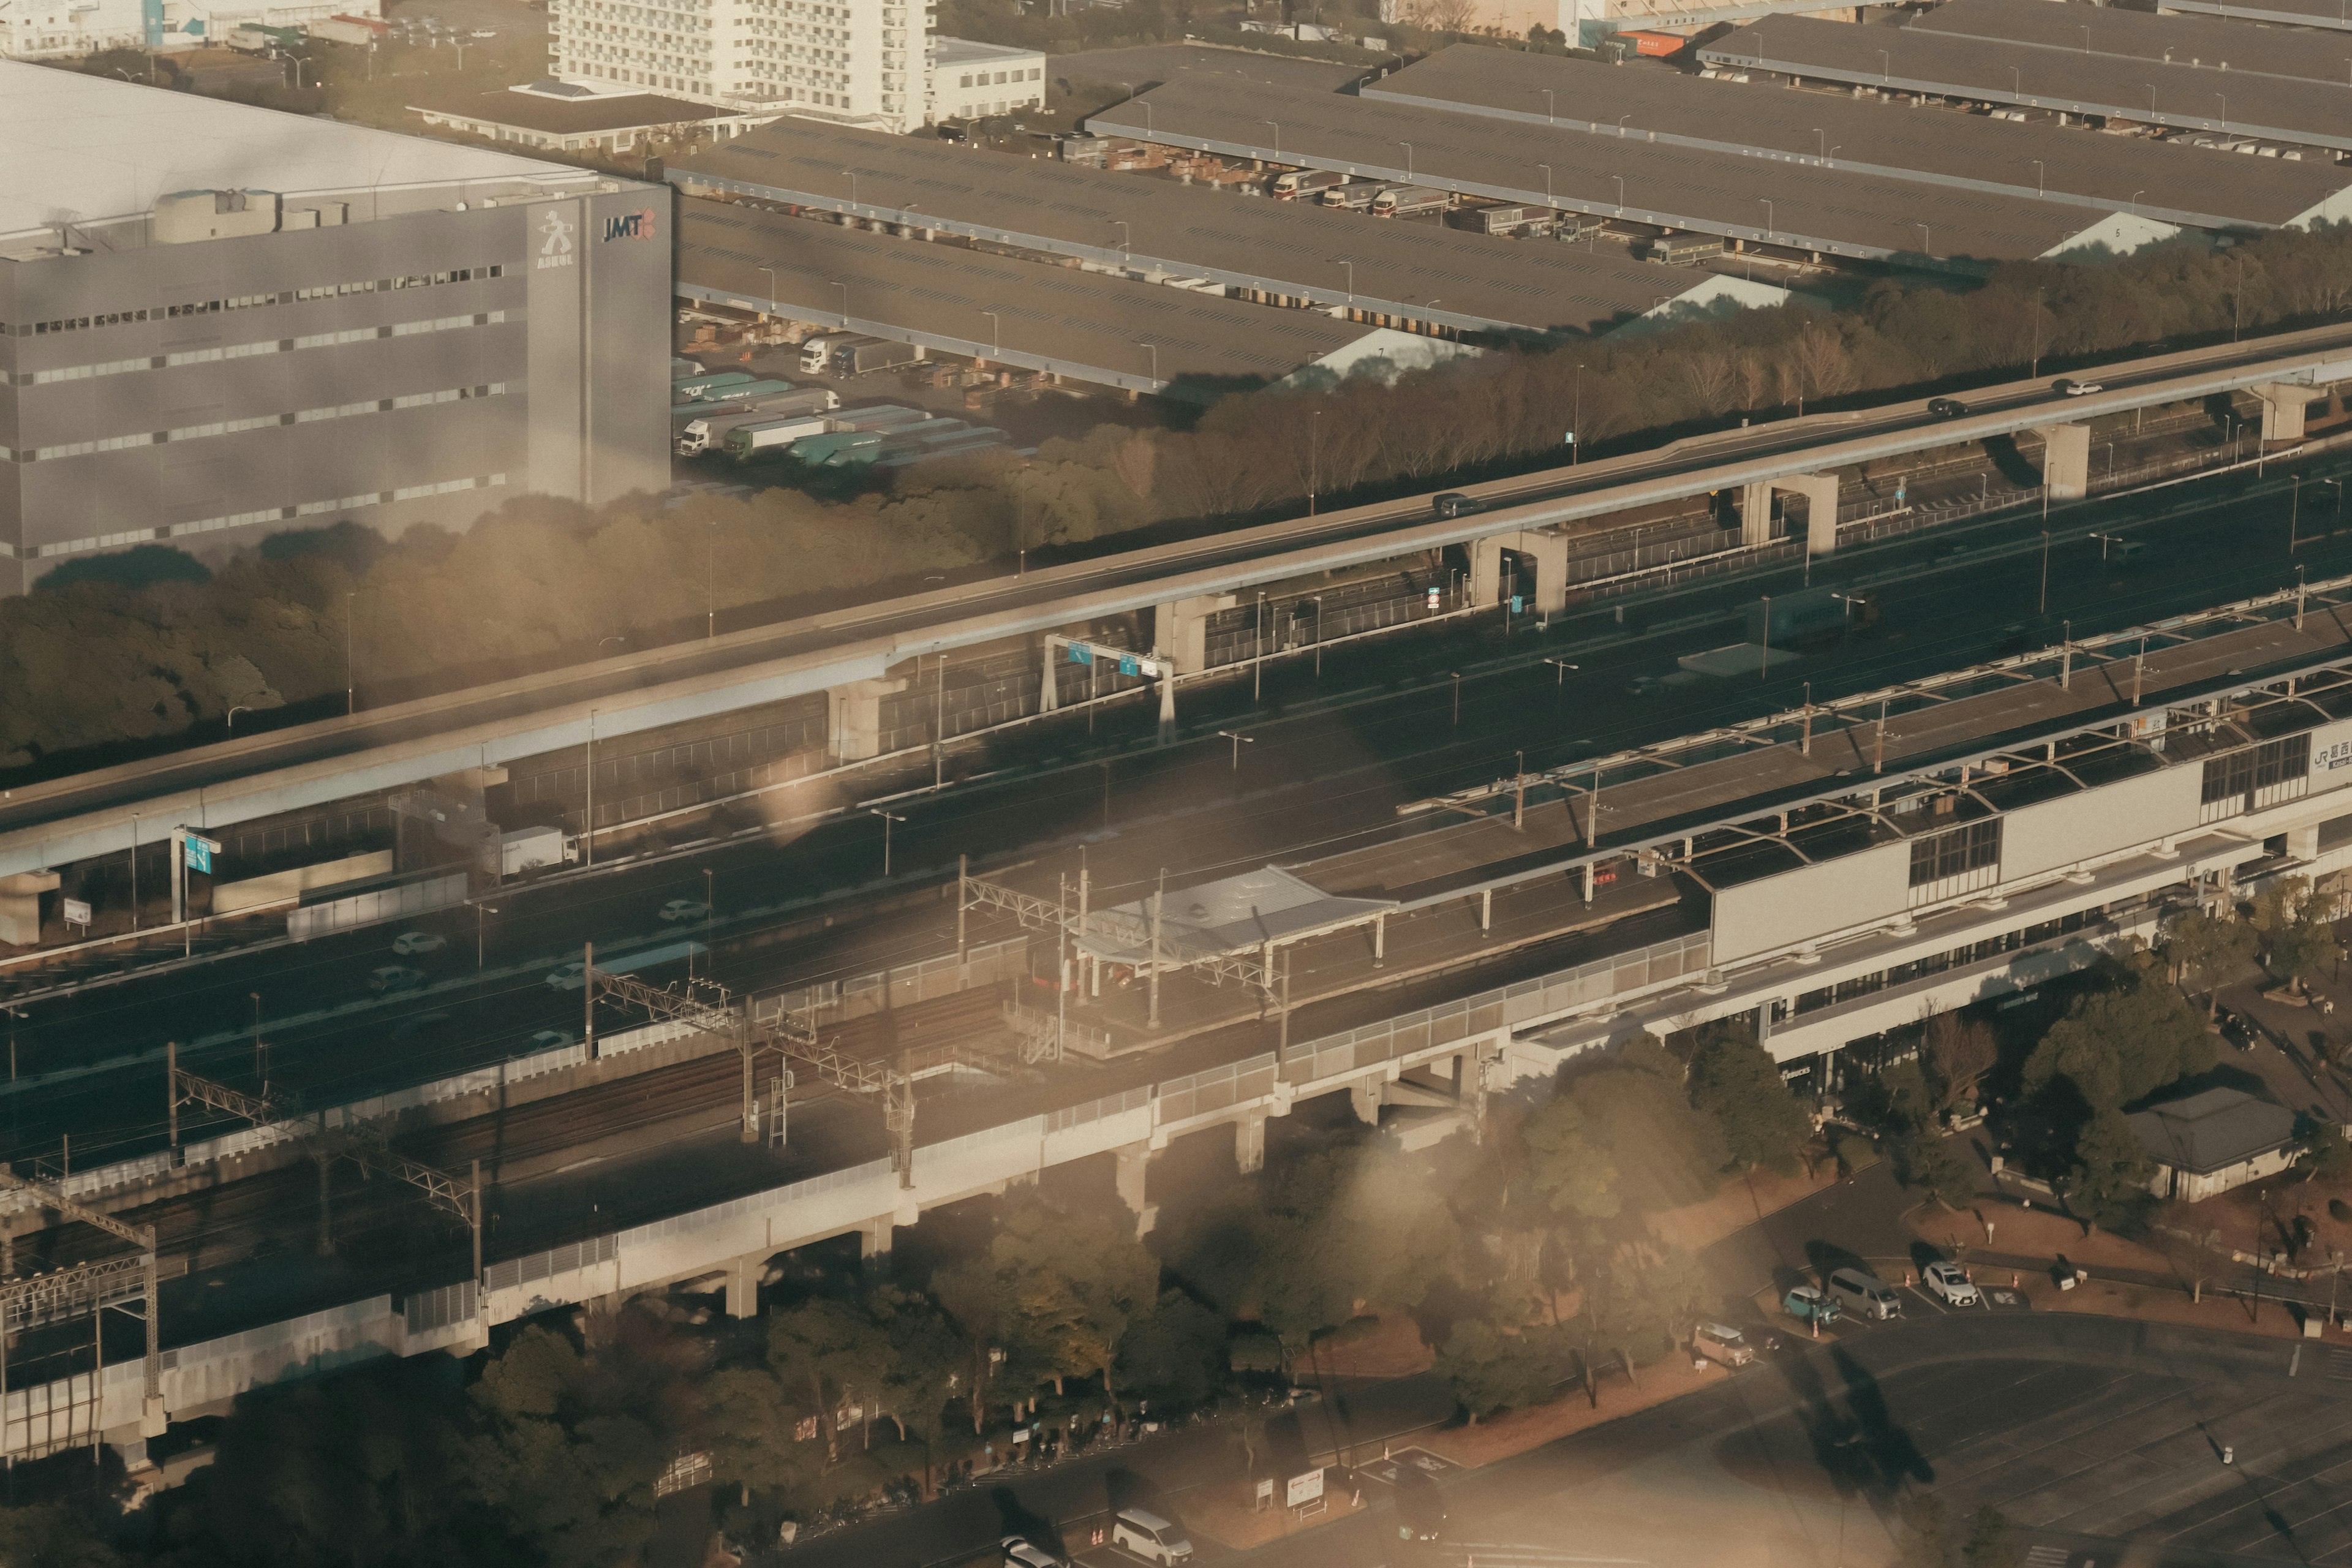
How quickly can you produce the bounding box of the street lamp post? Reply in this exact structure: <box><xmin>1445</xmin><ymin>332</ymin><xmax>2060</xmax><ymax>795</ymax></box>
<box><xmin>830</xmin><ymin>279</ymin><xmax>850</xmax><ymax>327</ymax></box>
<box><xmin>757</xmin><ymin>264</ymin><xmax>779</xmax><ymax>321</ymax></box>
<box><xmin>1136</xmin><ymin>340</ymin><xmax>1158</xmax><ymax>390</ymax></box>
<box><xmin>1572</xmin><ymin>362</ymin><xmax>1585</xmax><ymax>466</ymax></box>
<box><xmin>872</xmin><ymin>809</ymin><xmax>907</xmax><ymax>876</ymax></box>
<box><xmin>1257</xmin><ymin>118</ymin><xmax>1281</xmax><ymax>160</ymax></box>
<box><xmin>1541</xmin><ymin>88</ymin><xmax>1556</xmax><ymax>123</ymax></box>
<box><xmin>1334</xmin><ymin>257</ymin><xmax>1354</xmax><ymax>304</ymax></box>
<box><xmin>982</xmin><ymin>309</ymin><xmax>1001</xmax><ymax>358</ymax></box>
<box><xmin>1216</xmin><ymin>730</ymin><xmax>1254</xmax><ymax>771</ymax></box>
<box><xmin>1396</xmin><ymin>140</ymin><xmax>1414</xmax><ymax>179</ymax></box>
<box><xmin>1111</xmin><ymin>218</ymin><xmax>1130</xmax><ymax>257</ymax></box>
<box><xmin>344</xmin><ymin>591</ymin><xmax>357</xmax><ymax>715</ymax></box>
<box><xmin>1610</xmin><ymin>173</ymin><xmax>1626</xmax><ymax>214</ymax></box>
<box><xmin>1758</xmin><ymin>197</ymin><xmax>1774</xmax><ymax>240</ymax></box>
<box><xmin>842</xmin><ymin>168</ymin><xmax>860</xmax><ymax>211</ymax></box>
<box><xmin>1536</xmin><ymin>162</ymin><xmax>1553</xmax><ymax>208</ymax></box>
<box><xmin>476</xmin><ymin>903</ymin><xmax>499</xmax><ymax>970</ymax></box>
<box><xmin>1450</xmin><ymin>671</ymin><xmax>1463</xmax><ymax>727</ymax></box>
<box><xmin>2030</xmin><ymin>157</ymin><xmax>2045</xmax><ymax>195</ymax></box>
<box><xmin>1308</xmin><ymin>595</ymin><xmax>1324</xmax><ymax>678</ymax></box>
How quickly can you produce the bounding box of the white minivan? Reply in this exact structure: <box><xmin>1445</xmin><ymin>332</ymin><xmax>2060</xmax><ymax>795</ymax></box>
<box><xmin>1112</xmin><ymin>1508</ymin><xmax>1193</xmax><ymax>1566</ymax></box>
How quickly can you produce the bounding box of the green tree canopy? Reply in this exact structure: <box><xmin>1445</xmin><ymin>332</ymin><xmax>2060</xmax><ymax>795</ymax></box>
<box><xmin>2162</xmin><ymin>906</ymin><xmax>2258</xmax><ymax>1016</ymax></box>
<box><xmin>1689</xmin><ymin>1020</ymin><xmax>1812</xmax><ymax>1175</ymax></box>
<box><xmin>2067</xmin><ymin>1107</ymin><xmax>2157</xmax><ymax>1234</ymax></box>
<box><xmin>2022</xmin><ymin>957</ymin><xmax>2215</xmax><ymax>1118</ymax></box>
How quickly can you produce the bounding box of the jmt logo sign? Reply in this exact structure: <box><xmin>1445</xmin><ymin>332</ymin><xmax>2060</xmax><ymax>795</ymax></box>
<box><xmin>535</xmin><ymin>209</ymin><xmax>575</xmax><ymax>271</ymax></box>
<box><xmin>601</xmin><ymin>208</ymin><xmax>658</xmax><ymax>243</ymax></box>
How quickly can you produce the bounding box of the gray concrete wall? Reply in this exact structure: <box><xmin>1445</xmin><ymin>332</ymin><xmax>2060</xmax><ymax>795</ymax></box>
<box><xmin>0</xmin><ymin>184</ymin><xmax>671</xmax><ymax>593</ymax></box>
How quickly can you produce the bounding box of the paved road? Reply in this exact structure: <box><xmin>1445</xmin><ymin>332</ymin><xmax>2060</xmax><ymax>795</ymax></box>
<box><xmin>1169</xmin><ymin>1316</ymin><xmax>2345</xmax><ymax>1568</ymax></box>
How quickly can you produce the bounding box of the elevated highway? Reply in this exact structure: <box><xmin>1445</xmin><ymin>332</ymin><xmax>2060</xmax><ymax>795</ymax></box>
<box><xmin>4</xmin><ymin>323</ymin><xmax>2350</xmax><ymax>884</ymax></box>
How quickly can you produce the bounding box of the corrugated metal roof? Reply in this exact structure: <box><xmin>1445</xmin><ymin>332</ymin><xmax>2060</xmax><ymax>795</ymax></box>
<box><xmin>1706</xmin><ymin>13</ymin><xmax>2352</xmax><ymax>152</ymax></box>
<box><xmin>670</xmin><ymin>115</ymin><xmax>1716</xmax><ymax>335</ymax></box>
<box><xmin>2129</xmin><ymin>1088</ymin><xmax>2297</xmax><ymax>1174</ymax></box>
<box><xmin>1086</xmin><ymin>73</ymin><xmax>2128</xmax><ymax>268</ymax></box>
<box><xmin>1368</xmin><ymin>43</ymin><xmax>2350</xmax><ymax>230</ymax></box>
<box><xmin>677</xmin><ymin>197</ymin><xmax>1377</xmax><ymax>389</ymax></box>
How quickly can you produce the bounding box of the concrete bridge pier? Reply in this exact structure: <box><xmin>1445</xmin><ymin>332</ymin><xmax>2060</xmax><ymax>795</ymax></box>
<box><xmin>723</xmin><ymin>1252</ymin><xmax>764</xmax><ymax>1319</ymax></box>
<box><xmin>827</xmin><ymin>677</ymin><xmax>909</xmax><ymax>763</ymax></box>
<box><xmin>1348</xmin><ymin>1078</ymin><xmax>1382</xmax><ymax>1125</ymax></box>
<box><xmin>860</xmin><ymin>1215</ymin><xmax>894</xmax><ymax>1270</ymax></box>
<box><xmin>2255</xmin><ymin>383</ymin><xmax>2312</xmax><ymax>446</ymax></box>
<box><xmin>1154</xmin><ymin>595</ymin><xmax>1222</xmax><ymax>674</ymax></box>
<box><xmin>1235</xmin><ymin>1111</ymin><xmax>1268</xmax><ymax>1174</ymax></box>
<box><xmin>2037</xmin><ymin>423</ymin><xmax>2091</xmax><ymax>500</ymax></box>
<box><xmin>0</xmin><ymin>871</ymin><xmax>58</xmax><ymax>946</ymax></box>
<box><xmin>1115</xmin><ymin>1142</ymin><xmax>1157</xmax><ymax>1237</ymax></box>
<box><xmin>1466</xmin><ymin>533</ymin><xmax>1570</xmax><ymax>612</ymax></box>
<box><xmin>1740</xmin><ymin>474</ymin><xmax>1839</xmax><ymax>552</ymax></box>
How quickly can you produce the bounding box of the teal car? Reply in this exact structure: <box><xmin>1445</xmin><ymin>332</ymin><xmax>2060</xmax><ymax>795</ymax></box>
<box><xmin>1784</xmin><ymin>1284</ymin><xmax>1842</xmax><ymax>1325</ymax></box>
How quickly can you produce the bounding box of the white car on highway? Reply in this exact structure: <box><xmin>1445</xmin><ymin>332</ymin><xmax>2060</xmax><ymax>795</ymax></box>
<box><xmin>391</xmin><ymin>930</ymin><xmax>447</xmax><ymax>956</ymax></box>
<box><xmin>658</xmin><ymin>899</ymin><xmax>711</xmax><ymax>924</ymax></box>
<box><xmin>1922</xmin><ymin>1261</ymin><xmax>1981</xmax><ymax>1308</ymax></box>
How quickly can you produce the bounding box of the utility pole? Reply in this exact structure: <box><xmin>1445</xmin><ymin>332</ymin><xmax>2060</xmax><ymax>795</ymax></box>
<box><xmin>1146</xmin><ymin>869</ymin><xmax>1166</xmax><ymax>1031</ymax></box>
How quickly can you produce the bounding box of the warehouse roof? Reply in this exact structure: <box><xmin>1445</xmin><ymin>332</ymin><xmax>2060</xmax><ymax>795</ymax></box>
<box><xmin>1703</xmin><ymin>15</ymin><xmax>2352</xmax><ymax>153</ymax></box>
<box><xmin>669</xmin><ymin>117</ymin><xmax>1780</xmax><ymax>336</ymax></box>
<box><xmin>2157</xmin><ymin>0</ymin><xmax>2352</xmax><ymax>29</ymax></box>
<box><xmin>1915</xmin><ymin>0</ymin><xmax>2349</xmax><ymax>91</ymax></box>
<box><xmin>1043</xmin><ymin>40</ymin><xmax>1373</xmax><ymax>97</ymax></box>
<box><xmin>1366</xmin><ymin>45</ymin><xmax>2352</xmax><ymax>232</ymax></box>
<box><xmin>0</xmin><ymin>61</ymin><xmax>576</xmax><ymax>247</ymax></box>
<box><xmin>677</xmin><ymin>197</ymin><xmax>1401</xmax><ymax>395</ymax></box>
<box><xmin>1086</xmin><ymin>74</ymin><xmax>2160</xmax><ymax>270</ymax></box>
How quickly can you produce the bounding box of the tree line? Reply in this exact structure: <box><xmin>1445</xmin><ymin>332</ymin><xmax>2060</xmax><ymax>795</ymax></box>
<box><xmin>0</xmin><ymin>1027</ymin><xmax>1830</xmax><ymax>1565</ymax></box>
<box><xmin>11</xmin><ymin>217</ymin><xmax>2352</xmax><ymax>778</ymax></box>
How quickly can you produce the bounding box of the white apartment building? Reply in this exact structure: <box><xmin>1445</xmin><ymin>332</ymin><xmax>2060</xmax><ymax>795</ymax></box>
<box><xmin>547</xmin><ymin>0</ymin><xmax>933</xmax><ymax>135</ymax></box>
<box><xmin>930</xmin><ymin>34</ymin><xmax>1042</xmax><ymax>123</ymax></box>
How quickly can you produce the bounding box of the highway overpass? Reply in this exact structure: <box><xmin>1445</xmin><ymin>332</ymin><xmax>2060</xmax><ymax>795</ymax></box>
<box><xmin>2</xmin><ymin>322</ymin><xmax>2350</xmax><ymax>891</ymax></box>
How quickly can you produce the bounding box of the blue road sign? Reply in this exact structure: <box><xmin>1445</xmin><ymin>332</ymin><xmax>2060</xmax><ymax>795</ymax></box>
<box><xmin>183</xmin><ymin>833</ymin><xmax>218</xmax><ymax>875</ymax></box>
<box><xmin>1068</xmin><ymin>644</ymin><xmax>1093</xmax><ymax>665</ymax></box>
<box><xmin>1118</xmin><ymin>655</ymin><xmax>1140</xmax><ymax>677</ymax></box>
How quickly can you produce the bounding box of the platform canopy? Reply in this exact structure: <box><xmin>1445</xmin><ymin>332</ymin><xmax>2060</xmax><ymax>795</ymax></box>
<box><xmin>1078</xmin><ymin>865</ymin><xmax>1396</xmax><ymax>979</ymax></box>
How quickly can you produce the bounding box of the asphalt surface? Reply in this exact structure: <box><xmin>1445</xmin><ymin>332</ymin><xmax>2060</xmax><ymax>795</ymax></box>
<box><xmin>756</xmin><ymin>1313</ymin><xmax>2345</xmax><ymax>1568</ymax></box>
<box><xmin>7</xmin><ymin>322</ymin><xmax>2349</xmax><ymax>841</ymax></box>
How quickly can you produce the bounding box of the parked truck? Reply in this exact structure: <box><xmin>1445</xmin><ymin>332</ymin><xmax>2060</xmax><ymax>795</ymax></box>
<box><xmin>1449</xmin><ymin>204</ymin><xmax>1536</xmax><ymax>235</ymax></box>
<box><xmin>720</xmin><ymin>413</ymin><xmax>834</xmax><ymax>462</ymax></box>
<box><xmin>1645</xmin><ymin>232</ymin><xmax>1724</xmax><ymax>265</ymax></box>
<box><xmin>788</xmin><ymin>429</ymin><xmax>887</xmax><ymax>469</ymax></box>
<box><xmin>676</xmin><ymin>387</ymin><xmax>840</xmax><ymax>454</ymax></box>
<box><xmin>672</xmin><ymin>369</ymin><xmax>756</xmax><ymax>401</ymax></box>
<box><xmin>1270</xmin><ymin>168</ymin><xmax>1349</xmax><ymax>200</ymax></box>
<box><xmin>797</xmin><ymin>333</ymin><xmax>858</xmax><ymax>374</ymax></box>
<box><xmin>498</xmin><ymin>825</ymin><xmax>573</xmax><ymax>878</ymax></box>
<box><xmin>1371</xmin><ymin>185</ymin><xmax>1453</xmax><ymax>218</ymax></box>
<box><xmin>833</xmin><ymin>337</ymin><xmax>924</xmax><ymax>375</ymax></box>
<box><xmin>1320</xmin><ymin>180</ymin><xmax>1400</xmax><ymax>211</ymax></box>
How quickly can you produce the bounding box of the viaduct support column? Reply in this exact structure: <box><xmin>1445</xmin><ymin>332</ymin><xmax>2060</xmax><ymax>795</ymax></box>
<box><xmin>860</xmin><ymin>1216</ymin><xmax>894</xmax><ymax>1272</ymax></box>
<box><xmin>1781</xmin><ymin>474</ymin><xmax>1841</xmax><ymax>557</ymax></box>
<box><xmin>827</xmin><ymin>677</ymin><xmax>908</xmax><ymax>763</ymax></box>
<box><xmin>1114</xmin><ymin>1142</ymin><xmax>1158</xmax><ymax>1236</ymax></box>
<box><xmin>0</xmin><ymin>871</ymin><xmax>59</xmax><ymax>946</ymax></box>
<box><xmin>1349</xmin><ymin>1079</ymin><xmax>1382</xmax><ymax>1126</ymax></box>
<box><xmin>1740</xmin><ymin>479</ymin><xmax>1776</xmax><ymax>546</ymax></box>
<box><xmin>1234</xmin><ymin>1111</ymin><xmax>1268</xmax><ymax>1174</ymax></box>
<box><xmin>2256</xmin><ymin>384</ymin><xmax>2312</xmax><ymax>446</ymax></box>
<box><xmin>1154</xmin><ymin>595</ymin><xmax>1220</xmax><ymax>675</ymax></box>
<box><xmin>725</xmin><ymin>1253</ymin><xmax>762</xmax><ymax>1319</ymax></box>
<box><xmin>2037</xmin><ymin>423</ymin><xmax>2091</xmax><ymax>501</ymax></box>
<box><xmin>1517</xmin><ymin>531</ymin><xmax>1573</xmax><ymax>614</ymax></box>
<box><xmin>1469</xmin><ymin>536</ymin><xmax>1506</xmax><ymax>605</ymax></box>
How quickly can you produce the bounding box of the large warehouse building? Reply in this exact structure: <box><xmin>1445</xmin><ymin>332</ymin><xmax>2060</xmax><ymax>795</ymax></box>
<box><xmin>0</xmin><ymin>66</ymin><xmax>673</xmax><ymax>592</ymax></box>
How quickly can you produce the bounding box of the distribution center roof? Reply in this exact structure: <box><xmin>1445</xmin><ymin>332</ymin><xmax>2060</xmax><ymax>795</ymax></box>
<box><xmin>1702</xmin><ymin>15</ymin><xmax>2352</xmax><ymax>153</ymax></box>
<box><xmin>1042</xmin><ymin>41</ymin><xmax>1373</xmax><ymax>96</ymax></box>
<box><xmin>0</xmin><ymin>61</ymin><xmax>572</xmax><ymax>247</ymax></box>
<box><xmin>1365</xmin><ymin>45</ymin><xmax>2352</xmax><ymax>232</ymax></box>
<box><xmin>2154</xmin><ymin>0</ymin><xmax>2352</xmax><ymax>30</ymax></box>
<box><xmin>1086</xmin><ymin>74</ymin><xmax>2157</xmax><ymax>270</ymax></box>
<box><xmin>676</xmin><ymin>197</ymin><xmax>1387</xmax><ymax>394</ymax></box>
<box><xmin>1915</xmin><ymin>0</ymin><xmax>2351</xmax><ymax>91</ymax></box>
<box><xmin>668</xmin><ymin>118</ymin><xmax>1776</xmax><ymax>337</ymax></box>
